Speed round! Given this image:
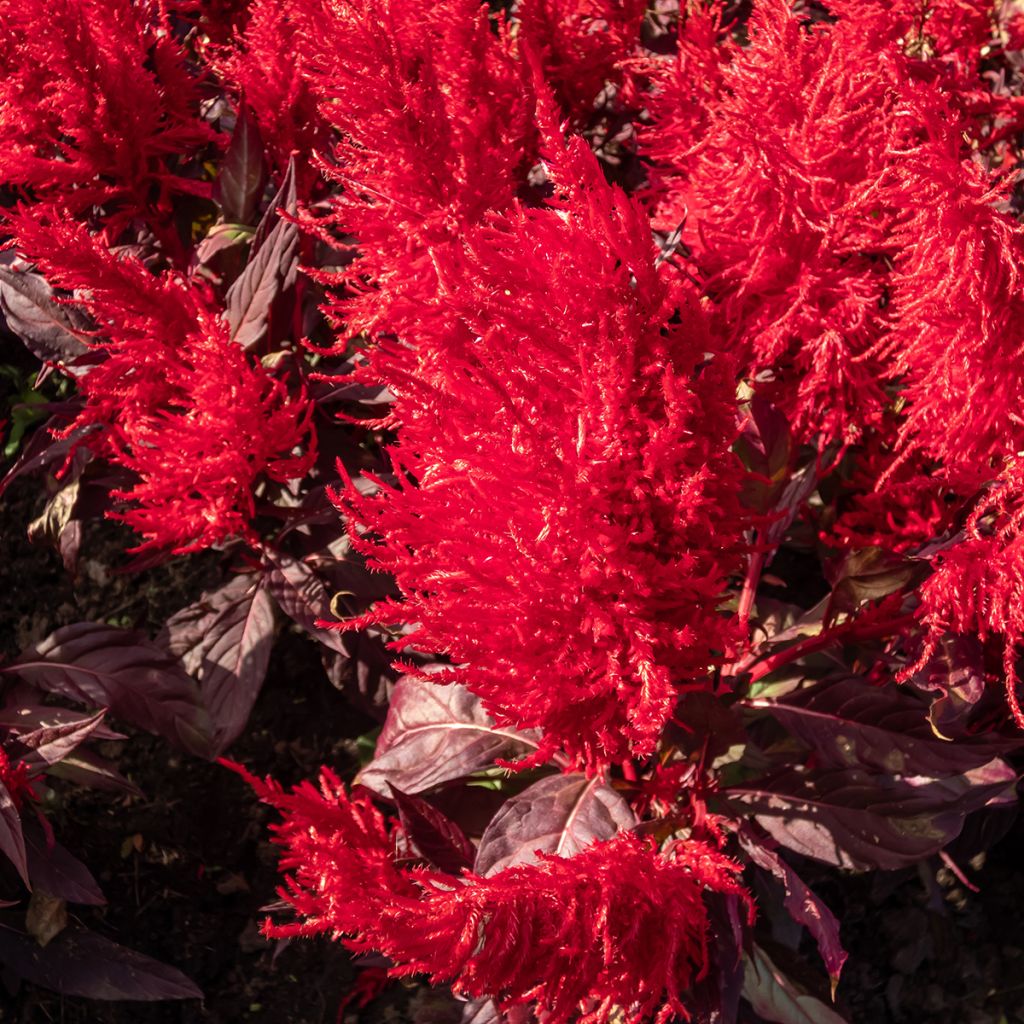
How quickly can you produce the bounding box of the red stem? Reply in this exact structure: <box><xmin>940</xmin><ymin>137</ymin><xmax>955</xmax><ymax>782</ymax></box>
<box><xmin>745</xmin><ymin>612</ymin><xmax>919</xmax><ymax>683</ymax></box>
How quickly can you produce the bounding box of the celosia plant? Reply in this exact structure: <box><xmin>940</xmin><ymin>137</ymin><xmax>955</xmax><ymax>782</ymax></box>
<box><xmin>3</xmin><ymin>0</ymin><xmax>1024</xmax><ymax>1020</ymax></box>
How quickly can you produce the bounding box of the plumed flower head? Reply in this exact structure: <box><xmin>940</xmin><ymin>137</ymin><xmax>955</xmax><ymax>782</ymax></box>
<box><xmin>11</xmin><ymin>211</ymin><xmax>315</xmax><ymax>554</ymax></box>
<box><xmin>334</xmin><ymin>136</ymin><xmax>745</xmax><ymax>770</ymax></box>
<box><xmin>236</xmin><ymin>763</ymin><xmax>753</xmax><ymax>1024</ymax></box>
<box><xmin>0</xmin><ymin>0</ymin><xmax>217</xmax><ymax>226</ymax></box>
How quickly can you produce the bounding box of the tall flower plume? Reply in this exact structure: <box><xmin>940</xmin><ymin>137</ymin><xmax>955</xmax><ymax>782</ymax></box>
<box><xmin>333</xmin><ymin>134</ymin><xmax>745</xmax><ymax>770</ymax></box>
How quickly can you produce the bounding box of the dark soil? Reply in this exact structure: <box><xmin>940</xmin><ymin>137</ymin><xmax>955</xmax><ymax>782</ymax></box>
<box><xmin>1</xmin><ymin>427</ymin><xmax>1023</xmax><ymax>1024</ymax></box>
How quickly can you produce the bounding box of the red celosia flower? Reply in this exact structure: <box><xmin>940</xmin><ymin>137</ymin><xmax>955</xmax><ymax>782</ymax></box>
<box><xmin>302</xmin><ymin>0</ymin><xmax>535</xmax><ymax>342</ymax></box>
<box><xmin>11</xmin><ymin>212</ymin><xmax>315</xmax><ymax>554</ymax></box>
<box><xmin>236</xmin><ymin>763</ymin><xmax>753</xmax><ymax>1024</ymax></box>
<box><xmin>333</xmin><ymin>135</ymin><xmax>745</xmax><ymax>770</ymax></box>
<box><xmin>516</xmin><ymin>0</ymin><xmax>647</xmax><ymax>121</ymax></box>
<box><xmin>642</xmin><ymin>0</ymin><xmax>902</xmax><ymax>447</ymax></box>
<box><xmin>213</xmin><ymin>0</ymin><xmax>331</xmax><ymax>186</ymax></box>
<box><xmin>0</xmin><ymin>0</ymin><xmax>218</xmax><ymax>228</ymax></box>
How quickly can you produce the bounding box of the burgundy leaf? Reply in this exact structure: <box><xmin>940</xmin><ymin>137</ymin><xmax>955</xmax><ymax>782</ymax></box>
<box><xmin>0</xmin><ymin>266</ymin><xmax>90</xmax><ymax>364</ymax></box>
<box><xmin>262</xmin><ymin>549</ymin><xmax>348</xmax><ymax>654</ymax></box>
<box><xmin>357</xmin><ymin>677</ymin><xmax>539</xmax><ymax>796</ymax></box>
<box><xmin>738</xmin><ymin>829</ymin><xmax>846</xmax><ymax>986</ymax></box>
<box><xmin>0</xmin><ymin>780</ymin><xmax>29</xmax><ymax>886</ymax></box>
<box><xmin>26</xmin><ymin>477</ymin><xmax>81</xmax><ymax>550</ymax></box>
<box><xmin>748</xmin><ymin>676</ymin><xmax>1021</xmax><ymax>776</ymax></box>
<box><xmin>15</xmin><ymin>709</ymin><xmax>108</xmax><ymax>772</ymax></box>
<box><xmin>0</xmin><ymin>702</ymin><xmax>124</xmax><ymax>742</ymax></box>
<box><xmin>46</xmin><ymin>750</ymin><xmax>142</xmax><ymax>796</ymax></box>
<box><xmin>0</xmin><ymin>413</ymin><xmax>90</xmax><ymax>500</ymax></box>
<box><xmin>215</xmin><ymin>104</ymin><xmax>267</xmax><ymax>226</ymax></box>
<box><xmin>727</xmin><ymin>760</ymin><xmax>1017</xmax><ymax>871</ymax></box>
<box><xmin>7</xmin><ymin>624</ymin><xmax>213</xmax><ymax>759</ymax></box>
<box><xmin>159</xmin><ymin>576</ymin><xmax>276</xmax><ymax>755</ymax></box>
<box><xmin>389</xmin><ymin>786</ymin><xmax>475</xmax><ymax>874</ymax></box>
<box><xmin>224</xmin><ymin>159</ymin><xmax>298</xmax><ymax>351</ymax></box>
<box><xmin>474</xmin><ymin>773</ymin><xmax>636</xmax><ymax>876</ymax></box>
<box><xmin>25</xmin><ymin>826</ymin><xmax>104</xmax><ymax>906</ymax></box>
<box><xmin>0</xmin><ymin>921</ymin><xmax>202</xmax><ymax>1000</ymax></box>
<box><xmin>827</xmin><ymin>547</ymin><xmax>924</xmax><ymax>615</ymax></box>
<box><xmin>742</xmin><ymin>945</ymin><xmax>847</xmax><ymax>1024</ymax></box>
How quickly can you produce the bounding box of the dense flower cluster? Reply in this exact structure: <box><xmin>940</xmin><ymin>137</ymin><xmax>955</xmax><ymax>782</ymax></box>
<box><xmin>10</xmin><ymin>213</ymin><xmax>315</xmax><ymax>553</ymax></box>
<box><xmin>237</xmin><ymin>763</ymin><xmax>751</xmax><ymax>1024</ymax></box>
<box><xmin>0</xmin><ymin>0</ymin><xmax>217</xmax><ymax>231</ymax></box>
<box><xmin>335</xmin><ymin>133</ymin><xmax>745</xmax><ymax>770</ymax></box>
<box><xmin>5</xmin><ymin>0</ymin><xmax>1024</xmax><ymax>1019</ymax></box>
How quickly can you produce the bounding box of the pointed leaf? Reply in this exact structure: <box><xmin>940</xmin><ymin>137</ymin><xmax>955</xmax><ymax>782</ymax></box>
<box><xmin>749</xmin><ymin>676</ymin><xmax>1021</xmax><ymax>776</ymax></box>
<box><xmin>0</xmin><ymin>780</ymin><xmax>29</xmax><ymax>886</ymax></box>
<box><xmin>474</xmin><ymin>773</ymin><xmax>636</xmax><ymax>876</ymax></box>
<box><xmin>215</xmin><ymin>104</ymin><xmax>266</xmax><ymax>225</ymax></box>
<box><xmin>15</xmin><ymin>709</ymin><xmax>108</xmax><ymax>772</ymax></box>
<box><xmin>742</xmin><ymin>945</ymin><xmax>847</xmax><ymax>1024</ymax></box>
<box><xmin>0</xmin><ymin>267</ymin><xmax>90</xmax><ymax>364</ymax></box>
<box><xmin>738</xmin><ymin>830</ymin><xmax>846</xmax><ymax>986</ymax></box>
<box><xmin>727</xmin><ymin>760</ymin><xmax>1018</xmax><ymax>871</ymax></box>
<box><xmin>46</xmin><ymin>750</ymin><xmax>142</xmax><ymax>796</ymax></box>
<box><xmin>389</xmin><ymin>786</ymin><xmax>475</xmax><ymax>874</ymax></box>
<box><xmin>224</xmin><ymin>159</ymin><xmax>298</xmax><ymax>351</ymax></box>
<box><xmin>358</xmin><ymin>677</ymin><xmax>540</xmax><ymax>796</ymax></box>
<box><xmin>8</xmin><ymin>623</ymin><xmax>213</xmax><ymax>759</ymax></box>
<box><xmin>159</xmin><ymin>576</ymin><xmax>276</xmax><ymax>754</ymax></box>
<box><xmin>0</xmin><ymin>921</ymin><xmax>202</xmax><ymax>1000</ymax></box>
<box><xmin>25</xmin><ymin>826</ymin><xmax>104</xmax><ymax>906</ymax></box>
<box><xmin>262</xmin><ymin>549</ymin><xmax>349</xmax><ymax>654</ymax></box>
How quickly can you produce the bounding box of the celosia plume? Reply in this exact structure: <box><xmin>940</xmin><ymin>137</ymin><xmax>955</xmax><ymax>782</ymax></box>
<box><xmin>10</xmin><ymin>212</ymin><xmax>315</xmax><ymax>554</ymax></box>
<box><xmin>0</xmin><ymin>0</ymin><xmax>217</xmax><ymax>231</ymax></box>
<box><xmin>235</xmin><ymin>763</ymin><xmax>752</xmax><ymax>1024</ymax></box>
<box><xmin>333</xmin><ymin>135</ymin><xmax>745</xmax><ymax>770</ymax></box>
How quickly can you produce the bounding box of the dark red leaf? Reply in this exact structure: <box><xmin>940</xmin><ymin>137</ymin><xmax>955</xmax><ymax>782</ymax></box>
<box><xmin>159</xmin><ymin>576</ymin><xmax>276</xmax><ymax>755</ymax></box>
<box><xmin>742</xmin><ymin>945</ymin><xmax>847</xmax><ymax>1024</ymax></box>
<box><xmin>25</xmin><ymin>826</ymin><xmax>105</xmax><ymax>906</ymax></box>
<box><xmin>727</xmin><ymin>760</ymin><xmax>1018</xmax><ymax>871</ymax></box>
<box><xmin>0</xmin><ymin>266</ymin><xmax>90</xmax><ymax>364</ymax></box>
<box><xmin>0</xmin><ymin>780</ymin><xmax>29</xmax><ymax>886</ymax></box>
<box><xmin>45</xmin><ymin>749</ymin><xmax>142</xmax><ymax>797</ymax></box>
<box><xmin>749</xmin><ymin>676</ymin><xmax>1022</xmax><ymax>775</ymax></box>
<box><xmin>0</xmin><ymin>921</ymin><xmax>202</xmax><ymax>1000</ymax></box>
<box><xmin>224</xmin><ymin>159</ymin><xmax>298</xmax><ymax>351</ymax></box>
<box><xmin>262</xmin><ymin>549</ymin><xmax>348</xmax><ymax>654</ymax></box>
<box><xmin>15</xmin><ymin>709</ymin><xmax>108</xmax><ymax>773</ymax></box>
<box><xmin>827</xmin><ymin>547</ymin><xmax>925</xmax><ymax>615</ymax></box>
<box><xmin>7</xmin><ymin>623</ymin><xmax>213</xmax><ymax>759</ymax></box>
<box><xmin>215</xmin><ymin>104</ymin><xmax>267</xmax><ymax>226</ymax></box>
<box><xmin>389</xmin><ymin>786</ymin><xmax>475</xmax><ymax>874</ymax></box>
<box><xmin>738</xmin><ymin>829</ymin><xmax>846</xmax><ymax>986</ymax></box>
<box><xmin>474</xmin><ymin>773</ymin><xmax>636</xmax><ymax>876</ymax></box>
<box><xmin>357</xmin><ymin>677</ymin><xmax>540</xmax><ymax>796</ymax></box>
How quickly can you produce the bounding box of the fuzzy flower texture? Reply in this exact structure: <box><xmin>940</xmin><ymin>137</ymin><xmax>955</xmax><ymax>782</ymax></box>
<box><xmin>236</xmin><ymin>764</ymin><xmax>752</xmax><ymax>1024</ymax></box>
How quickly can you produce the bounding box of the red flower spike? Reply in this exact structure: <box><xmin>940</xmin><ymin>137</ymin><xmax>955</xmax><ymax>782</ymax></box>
<box><xmin>213</xmin><ymin>0</ymin><xmax>330</xmax><ymax>184</ymax></box>
<box><xmin>237</xmin><ymin>763</ymin><xmax>753</xmax><ymax>1024</ymax></box>
<box><xmin>331</xmin><ymin>133</ymin><xmax>745</xmax><ymax>771</ymax></box>
<box><xmin>0</xmin><ymin>0</ymin><xmax>218</xmax><ymax>227</ymax></box>
<box><xmin>11</xmin><ymin>212</ymin><xmax>316</xmax><ymax>554</ymax></box>
<box><xmin>303</xmin><ymin>0</ymin><xmax>535</xmax><ymax>346</ymax></box>
<box><xmin>516</xmin><ymin>0</ymin><xmax>648</xmax><ymax>122</ymax></box>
